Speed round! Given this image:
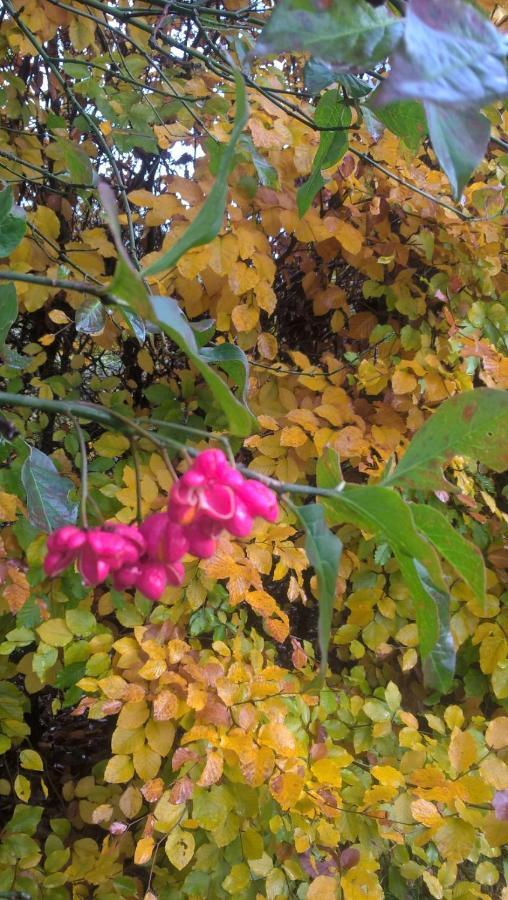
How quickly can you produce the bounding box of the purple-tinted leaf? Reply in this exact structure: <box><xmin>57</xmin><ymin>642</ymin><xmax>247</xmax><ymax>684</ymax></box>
<box><xmin>493</xmin><ymin>790</ymin><xmax>508</xmax><ymax>821</ymax></box>
<box><xmin>374</xmin><ymin>0</ymin><xmax>508</xmax><ymax>108</ymax></box>
<box><xmin>425</xmin><ymin>103</ymin><xmax>490</xmax><ymax>199</ymax></box>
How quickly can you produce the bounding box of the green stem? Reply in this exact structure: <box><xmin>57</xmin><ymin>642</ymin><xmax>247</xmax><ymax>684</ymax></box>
<box><xmin>0</xmin><ymin>392</ymin><xmax>346</xmax><ymax>501</ymax></box>
<box><xmin>73</xmin><ymin>419</ymin><xmax>89</xmax><ymax>529</ymax></box>
<box><xmin>0</xmin><ymin>270</ymin><xmax>109</xmax><ymax>298</ymax></box>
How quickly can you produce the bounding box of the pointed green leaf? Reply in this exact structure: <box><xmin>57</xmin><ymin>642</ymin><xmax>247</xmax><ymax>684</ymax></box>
<box><xmin>296</xmin><ymin>503</ymin><xmax>342</xmax><ymax>678</ymax></box>
<box><xmin>318</xmin><ymin>483</ymin><xmax>447</xmax><ymax>655</ymax></box>
<box><xmin>143</xmin><ymin>72</ymin><xmax>248</xmax><ymax>278</ymax></box>
<box><xmin>411</xmin><ymin>504</ymin><xmax>485</xmax><ymax>606</ymax></box>
<box><xmin>150</xmin><ymin>296</ymin><xmax>256</xmax><ymax>437</ymax></box>
<box><xmin>0</xmin><ymin>282</ymin><xmax>18</xmax><ymax>345</ymax></box>
<box><xmin>384</xmin><ymin>388</ymin><xmax>508</xmax><ymax>491</ymax></box>
<box><xmin>297</xmin><ymin>90</ymin><xmax>350</xmax><ymax>217</ymax></box>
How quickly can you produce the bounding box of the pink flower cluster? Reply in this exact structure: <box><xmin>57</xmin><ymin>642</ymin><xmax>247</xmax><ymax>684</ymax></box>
<box><xmin>43</xmin><ymin>450</ymin><xmax>278</xmax><ymax>601</ymax></box>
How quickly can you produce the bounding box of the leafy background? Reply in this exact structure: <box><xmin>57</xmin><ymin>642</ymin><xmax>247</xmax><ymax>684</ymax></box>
<box><xmin>0</xmin><ymin>0</ymin><xmax>508</xmax><ymax>898</ymax></box>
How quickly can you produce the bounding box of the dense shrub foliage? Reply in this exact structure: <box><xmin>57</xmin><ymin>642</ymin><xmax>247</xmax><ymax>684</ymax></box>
<box><xmin>0</xmin><ymin>0</ymin><xmax>508</xmax><ymax>897</ymax></box>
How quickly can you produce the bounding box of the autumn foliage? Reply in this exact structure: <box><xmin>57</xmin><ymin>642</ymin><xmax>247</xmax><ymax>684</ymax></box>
<box><xmin>0</xmin><ymin>0</ymin><xmax>508</xmax><ymax>898</ymax></box>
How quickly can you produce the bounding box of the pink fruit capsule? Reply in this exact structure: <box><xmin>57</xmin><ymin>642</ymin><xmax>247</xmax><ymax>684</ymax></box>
<box><xmin>227</xmin><ymin>499</ymin><xmax>253</xmax><ymax>538</ymax></box>
<box><xmin>136</xmin><ymin>561</ymin><xmax>167</xmax><ymax>601</ymax></box>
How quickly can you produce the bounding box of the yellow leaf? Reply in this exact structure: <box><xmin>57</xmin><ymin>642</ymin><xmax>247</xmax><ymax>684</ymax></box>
<box><xmin>311</xmin><ymin>758</ymin><xmax>343</xmax><ymax>788</ymax></box>
<box><xmin>198</xmin><ymin>751</ymin><xmax>223</xmax><ymax>787</ymax></box>
<box><xmin>134</xmin><ymin>836</ymin><xmax>155</xmax><ymax>865</ymax></box>
<box><xmin>145</xmin><ymin>720</ymin><xmax>175</xmax><ymax>756</ymax></box>
<box><xmin>422</xmin><ymin>872</ymin><xmax>443</xmax><ymax>900</ymax></box>
<box><xmin>269</xmin><ymin>772</ymin><xmax>304</xmax><ymax>810</ymax></box>
<box><xmin>0</xmin><ymin>491</ymin><xmax>18</xmax><ymax>521</ymax></box>
<box><xmin>392</xmin><ymin>369</ymin><xmax>418</xmax><ymax>395</ymax></box>
<box><xmin>480</xmin><ymin>756</ymin><xmax>508</xmax><ymax>789</ymax></box>
<box><xmin>325</xmin><ymin>218</ymin><xmax>363</xmax><ymax>255</ymax></box>
<box><xmin>133</xmin><ymin>745</ymin><xmax>161</xmax><ymax>781</ymax></box>
<box><xmin>104</xmin><ymin>755</ymin><xmax>135</xmax><ymax>784</ymax></box>
<box><xmin>371</xmin><ymin>766</ymin><xmax>404</xmax><ymax>788</ymax></box>
<box><xmin>433</xmin><ymin>819</ymin><xmax>475</xmax><ymax>862</ymax></box>
<box><xmin>37</xmin><ymin>618</ymin><xmax>73</xmax><ymax>647</ymax></box>
<box><xmin>14</xmin><ymin>774</ymin><xmax>31</xmax><ymax>802</ymax></box>
<box><xmin>448</xmin><ymin>729</ymin><xmax>478</xmax><ymax>773</ymax></box>
<box><xmin>308</xmin><ymin>875</ymin><xmax>339</xmax><ymax>900</ymax></box>
<box><xmin>119</xmin><ymin>785</ymin><xmax>143</xmax><ymax>818</ymax></box>
<box><xmin>486</xmin><ymin>716</ymin><xmax>508</xmax><ymax>749</ymax></box>
<box><xmin>280</xmin><ymin>425</ymin><xmax>308</xmax><ymax>448</ymax></box>
<box><xmin>20</xmin><ymin>749</ymin><xmax>43</xmax><ymax>771</ymax></box>
<box><xmin>137</xmin><ymin>348</ymin><xmax>154</xmax><ymax>375</ymax></box>
<box><xmin>165</xmin><ymin>827</ymin><xmax>195</xmax><ymax>870</ymax></box>
<box><xmin>48</xmin><ymin>309</ymin><xmax>70</xmax><ymax>325</ymax></box>
<box><xmin>153</xmin><ymin>690</ymin><xmax>179</xmax><ymax>721</ymax></box>
<box><xmin>231</xmin><ymin>304</ymin><xmax>259</xmax><ymax>332</ymax></box>
<box><xmin>94</xmin><ymin>432</ymin><xmax>130</xmax><ymax>458</ymax></box>
<box><xmin>154</xmin><ymin>792</ymin><xmax>184</xmax><ymax>832</ymax></box>
<box><xmin>258</xmin><ymin>722</ymin><xmax>296</xmax><ymax>757</ymax></box>
<box><xmin>118</xmin><ymin>700</ymin><xmax>149</xmax><ymax>730</ymax></box>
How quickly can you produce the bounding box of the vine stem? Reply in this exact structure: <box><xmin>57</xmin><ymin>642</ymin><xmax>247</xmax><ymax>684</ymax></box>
<box><xmin>0</xmin><ymin>392</ymin><xmax>345</xmax><ymax>501</ymax></box>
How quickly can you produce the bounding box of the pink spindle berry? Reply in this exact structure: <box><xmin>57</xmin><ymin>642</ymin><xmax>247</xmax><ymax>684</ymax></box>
<box><xmin>43</xmin><ymin>450</ymin><xmax>279</xmax><ymax>603</ymax></box>
<box><xmin>168</xmin><ymin>449</ymin><xmax>279</xmax><ymax>547</ymax></box>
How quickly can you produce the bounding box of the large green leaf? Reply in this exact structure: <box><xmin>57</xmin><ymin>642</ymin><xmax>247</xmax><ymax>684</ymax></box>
<box><xmin>150</xmin><ymin>296</ymin><xmax>256</xmax><ymax>437</ymax></box>
<box><xmin>384</xmin><ymin>388</ymin><xmax>508</xmax><ymax>491</ymax></box>
<box><xmin>143</xmin><ymin>72</ymin><xmax>248</xmax><ymax>278</ymax></box>
<box><xmin>296</xmin><ymin>503</ymin><xmax>342</xmax><ymax>678</ymax></box>
<box><xmin>424</xmin><ymin>103</ymin><xmax>490</xmax><ymax>199</ymax></box>
<box><xmin>0</xmin><ymin>185</ymin><xmax>26</xmax><ymax>257</ymax></box>
<box><xmin>416</xmin><ymin>564</ymin><xmax>456</xmax><ymax>694</ymax></box>
<box><xmin>319</xmin><ymin>485</ymin><xmax>444</xmax><ymax>654</ymax></box>
<box><xmin>368</xmin><ymin>100</ymin><xmax>427</xmax><ymax>153</ymax></box>
<box><xmin>256</xmin><ymin>0</ymin><xmax>403</xmax><ymax>68</ymax></box>
<box><xmin>0</xmin><ymin>282</ymin><xmax>17</xmax><ymax>345</ymax></box>
<box><xmin>21</xmin><ymin>447</ymin><xmax>78</xmax><ymax>533</ymax></box>
<box><xmin>411</xmin><ymin>504</ymin><xmax>485</xmax><ymax>606</ymax></box>
<box><xmin>297</xmin><ymin>90</ymin><xmax>351</xmax><ymax>217</ymax></box>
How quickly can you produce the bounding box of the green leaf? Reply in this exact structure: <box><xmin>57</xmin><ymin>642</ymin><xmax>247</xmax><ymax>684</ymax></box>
<box><xmin>296</xmin><ymin>503</ymin><xmax>342</xmax><ymax>678</ymax></box>
<box><xmin>384</xmin><ymin>388</ymin><xmax>508</xmax><ymax>491</ymax></box>
<box><xmin>21</xmin><ymin>446</ymin><xmax>78</xmax><ymax>533</ymax></box>
<box><xmin>238</xmin><ymin>134</ymin><xmax>279</xmax><ymax>189</ymax></box>
<box><xmin>297</xmin><ymin>90</ymin><xmax>351</xmax><ymax>217</ymax></box>
<box><xmin>411</xmin><ymin>504</ymin><xmax>485</xmax><ymax>606</ymax></box>
<box><xmin>257</xmin><ymin>0</ymin><xmax>403</xmax><ymax>67</ymax></box>
<box><xmin>318</xmin><ymin>482</ymin><xmax>447</xmax><ymax>655</ymax></box>
<box><xmin>75</xmin><ymin>298</ymin><xmax>106</xmax><ymax>334</ymax></box>
<box><xmin>143</xmin><ymin>71</ymin><xmax>248</xmax><ymax>278</ymax></box>
<box><xmin>304</xmin><ymin>60</ymin><xmax>372</xmax><ymax>97</ymax></box>
<box><xmin>0</xmin><ymin>282</ymin><xmax>17</xmax><ymax>345</ymax></box>
<box><xmin>368</xmin><ymin>100</ymin><xmax>427</xmax><ymax>153</ymax></box>
<box><xmin>424</xmin><ymin>103</ymin><xmax>490</xmax><ymax>199</ymax></box>
<box><xmin>99</xmin><ymin>182</ymin><xmax>152</xmax><ymax>318</ymax></box>
<box><xmin>200</xmin><ymin>343</ymin><xmax>251</xmax><ymax>406</ymax></box>
<box><xmin>4</xmin><ymin>803</ymin><xmax>43</xmax><ymax>835</ymax></box>
<box><xmin>416</xmin><ymin>563</ymin><xmax>456</xmax><ymax>693</ymax></box>
<box><xmin>0</xmin><ymin>185</ymin><xmax>26</xmax><ymax>257</ymax></box>
<box><xmin>150</xmin><ymin>296</ymin><xmax>256</xmax><ymax>437</ymax></box>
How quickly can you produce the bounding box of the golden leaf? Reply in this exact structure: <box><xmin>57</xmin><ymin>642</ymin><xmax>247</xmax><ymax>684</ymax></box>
<box><xmin>448</xmin><ymin>729</ymin><xmax>478</xmax><ymax>773</ymax></box>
